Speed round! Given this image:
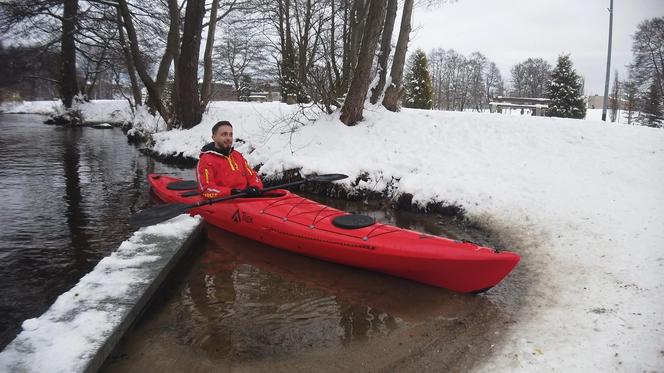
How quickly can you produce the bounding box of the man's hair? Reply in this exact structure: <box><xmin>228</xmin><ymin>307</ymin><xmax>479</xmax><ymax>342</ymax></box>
<box><xmin>212</xmin><ymin>120</ymin><xmax>232</xmax><ymax>135</ymax></box>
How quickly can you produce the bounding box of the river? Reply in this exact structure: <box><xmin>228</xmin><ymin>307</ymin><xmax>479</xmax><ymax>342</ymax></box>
<box><xmin>0</xmin><ymin>114</ymin><xmax>189</xmax><ymax>349</ymax></box>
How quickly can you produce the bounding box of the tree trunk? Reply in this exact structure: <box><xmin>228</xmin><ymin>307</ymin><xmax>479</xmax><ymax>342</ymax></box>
<box><xmin>118</xmin><ymin>0</ymin><xmax>168</xmax><ymax>122</ymax></box>
<box><xmin>296</xmin><ymin>0</ymin><xmax>312</xmax><ymax>84</ymax></box>
<box><xmin>174</xmin><ymin>0</ymin><xmax>205</xmax><ymax>129</ymax></box>
<box><xmin>200</xmin><ymin>0</ymin><xmax>220</xmax><ymax>107</ymax></box>
<box><xmin>329</xmin><ymin>0</ymin><xmax>342</xmax><ymax>96</ymax></box>
<box><xmin>277</xmin><ymin>0</ymin><xmax>286</xmax><ymax>101</ymax></box>
<box><xmin>148</xmin><ymin>0</ymin><xmax>180</xmax><ymax>113</ymax></box>
<box><xmin>342</xmin><ymin>0</ymin><xmax>368</xmax><ymax>94</ymax></box>
<box><xmin>382</xmin><ymin>0</ymin><xmax>413</xmax><ymax>111</ymax></box>
<box><xmin>278</xmin><ymin>0</ymin><xmax>295</xmax><ymax>102</ymax></box>
<box><xmin>84</xmin><ymin>43</ymin><xmax>108</xmax><ymax>100</ymax></box>
<box><xmin>116</xmin><ymin>7</ymin><xmax>142</xmax><ymax>107</ymax></box>
<box><xmin>340</xmin><ymin>1</ymin><xmax>350</xmax><ymax>94</ymax></box>
<box><xmin>61</xmin><ymin>0</ymin><xmax>79</xmax><ymax>108</ymax></box>
<box><xmin>339</xmin><ymin>0</ymin><xmax>387</xmax><ymax>126</ymax></box>
<box><xmin>369</xmin><ymin>0</ymin><xmax>397</xmax><ymax>104</ymax></box>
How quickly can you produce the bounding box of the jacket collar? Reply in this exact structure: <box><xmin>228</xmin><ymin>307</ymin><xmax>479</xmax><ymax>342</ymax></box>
<box><xmin>201</xmin><ymin>142</ymin><xmax>233</xmax><ymax>157</ymax></box>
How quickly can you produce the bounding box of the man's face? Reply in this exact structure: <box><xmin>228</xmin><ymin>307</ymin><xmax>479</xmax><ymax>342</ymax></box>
<box><xmin>212</xmin><ymin>125</ymin><xmax>233</xmax><ymax>149</ymax></box>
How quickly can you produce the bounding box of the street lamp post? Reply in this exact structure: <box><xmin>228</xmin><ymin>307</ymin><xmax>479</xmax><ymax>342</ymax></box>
<box><xmin>601</xmin><ymin>0</ymin><xmax>614</xmax><ymax>122</ymax></box>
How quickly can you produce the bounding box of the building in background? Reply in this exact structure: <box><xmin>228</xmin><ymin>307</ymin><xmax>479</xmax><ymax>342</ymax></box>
<box><xmin>586</xmin><ymin>94</ymin><xmax>627</xmax><ymax>110</ymax></box>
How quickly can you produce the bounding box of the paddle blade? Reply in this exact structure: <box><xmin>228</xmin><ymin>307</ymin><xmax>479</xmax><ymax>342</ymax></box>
<box><xmin>129</xmin><ymin>203</ymin><xmax>192</xmax><ymax>228</ymax></box>
<box><xmin>308</xmin><ymin>173</ymin><xmax>348</xmax><ymax>182</ymax></box>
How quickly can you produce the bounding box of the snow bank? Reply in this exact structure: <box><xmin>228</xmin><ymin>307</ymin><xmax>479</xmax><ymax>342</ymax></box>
<box><xmin>0</xmin><ymin>100</ymin><xmax>62</xmax><ymax>115</ymax></box>
<box><xmin>1</xmin><ymin>99</ymin><xmax>133</xmax><ymax>124</ymax></box>
<box><xmin>77</xmin><ymin>100</ymin><xmax>133</xmax><ymax>124</ymax></box>
<box><xmin>0</xmin><ymin>214</ymin><xmax>201</xmax><ymax>373</ymax></box>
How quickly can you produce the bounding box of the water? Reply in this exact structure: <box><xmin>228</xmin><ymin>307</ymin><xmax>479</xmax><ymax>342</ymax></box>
<box><xmin>0</xmin><ymin>114</ymin><xmax>190</xmax><ymax>349</ymax></box>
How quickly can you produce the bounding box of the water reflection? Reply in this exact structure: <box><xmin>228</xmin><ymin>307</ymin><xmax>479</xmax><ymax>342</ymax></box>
<box><xmin>175</xmin><ymin>228</ymin><xmax>401</xmax><ymax>360</ymax></box>
<box><xmin>62</xmin><ymin>128</ymin><xmax>93</xmax><ymax>267</ymax></box>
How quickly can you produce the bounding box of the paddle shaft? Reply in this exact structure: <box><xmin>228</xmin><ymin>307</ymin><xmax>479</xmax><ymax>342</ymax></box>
<box><xmin>191</xmin><ymin>178</ymin><xmax>313</xmax><ymax>209</ymax></box>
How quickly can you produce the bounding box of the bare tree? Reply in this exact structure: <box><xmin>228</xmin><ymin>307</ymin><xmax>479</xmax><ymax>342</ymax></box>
<box><xmin>623</xmin><ymin>79</ymin><xmax>639</xmax><ymax>125</ymax></box>
<box><xmin>0</xmin><ymin>0</ymin><xmax>80</xmax><ymax>109</ymax></box>
<box><xmin>467</xmin><ymin>52</ymin><xmax>487</xmax><ymax>111</ymax></box>
<box><xmin>216</xmin><ymin>28</ymin><xmax>266</xmax><ymax>99</ymax></box>
<box><xmin>428</xmin><ymin>48</ymin><xmax>444</xmax><ymax>109</ymax></box>
<box><xmin>115</xmin><ymin>6</ymin><xmax>142</xmax><ymax>106</ymax></box>
<box><xmin>369</xmin><ymin>0</ymin><xmax>397</xmax><ymax>104</ymax></box>
<box><xmin>342</xmin><ymin>0</ymin><xmax>369</xmax><ymax>94</ymax></box>
<box><xmin>428</xmin><ymin>48</ymin><xmax>502</xmax><ymax>112</ymax></box>
<box><xmin>200</xmin><ymin>0</ymin><xmax>220</xmax><ymax>107</ymax></box>
<box><xmin>0</xmin><ymin>44</ymin><xmax>60</xmax><ymax>100</ymax></box>
<box><xmin>339</xmin><ymin>0</ymin><xmax>387</xmax><ymax>125</ymax></box>
<box><xmin>510</xmin><ymin>57</ymin><xmax>551</xmax><ymax>97</ymax></box>
<box><xmin>117</xmin><ymin>0</ymin><xmax>169</xmax><ymax>121</ymax></box>
<box><xmin>172</xmin><ymin>0</ymin><xmax>206</xmax><ymax>128</ymax></box>
<box><xmin>61</xmin><ymin>0</ymin><xmax>80</xmax><ymax>107</ymax></box>
<box><xmin>610</xmin><ymin>70</ymin><xmax>620</xmax><ymax>122</ymax></box>
<box><xmin>485</xmin><ymin>61</ymin><xmax>504</xmax><ymax>105</ymax></box>
<box><xmin>382</xmin><ymin>0</ymin><xmax>414</xmax><ymax>111</ymax></box>
<box><xmin>148</xmin><ymin>0</ymin><xmax>181</xmax><ymax>113</ymax></box>
<box><xmin>628</xmin><ymin>17</ymin><xmax>664</xmax><ymax>95</ymax></box>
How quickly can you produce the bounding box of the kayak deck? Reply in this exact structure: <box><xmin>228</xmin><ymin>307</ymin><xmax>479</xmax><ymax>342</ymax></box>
<box><xmin>148</xmin><ymin>174</ymin><xmax>520</xmax><ymax>293</ymax></box>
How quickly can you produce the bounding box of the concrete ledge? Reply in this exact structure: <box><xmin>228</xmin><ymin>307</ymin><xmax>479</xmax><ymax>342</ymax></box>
<box><xmin>0</xmin><ymin>215</ymin><xmax>205</xmax><ymax>373</ymax></box>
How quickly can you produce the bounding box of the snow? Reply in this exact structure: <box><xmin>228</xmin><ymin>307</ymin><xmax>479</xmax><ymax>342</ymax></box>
<box><xmin>77</xmin><ymin>100</ymin><xmax>134</xmax><ymax>124</ymax></box>
<box><xmin>1</xmin><ymin>99</ymin><xmax>663</xmax><ymax>371</ymax></box>
<box><xmin>0</xmin><ymin>214</ymin><xmax>201</xmax><ymax>373</ymax></box>
<box><xmin>0</xmin><ymin>100</ymin><xmax>62</xmax><ymax>115</ymax></box>
<box><xmin>0</xmin><ymin>99</ymin><xmax>134</xmax><ymax>124</ymax></box>
<box><xmin>585</xmin><ymin>108</ymin><xmax>640</xmax><ymax>124</ymax></box>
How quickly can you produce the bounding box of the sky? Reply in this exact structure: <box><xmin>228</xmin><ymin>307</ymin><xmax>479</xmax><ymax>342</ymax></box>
<box><xmin>410</xmin><ymin>0</ymin><xmax>664</xmax><ymax>95</ymax></box>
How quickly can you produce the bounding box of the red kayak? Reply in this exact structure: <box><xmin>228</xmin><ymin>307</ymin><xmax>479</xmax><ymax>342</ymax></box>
<box><xmin>147</xmin><ymin>173</ymin><xmax>520</xmax><ymax>293</ymax></box>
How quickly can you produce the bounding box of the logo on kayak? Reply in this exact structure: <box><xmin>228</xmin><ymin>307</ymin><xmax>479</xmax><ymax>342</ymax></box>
<box><xmin>231</xmin><ymin>209</ymin><xmax>253</xmax><ymax>224</ymax></box>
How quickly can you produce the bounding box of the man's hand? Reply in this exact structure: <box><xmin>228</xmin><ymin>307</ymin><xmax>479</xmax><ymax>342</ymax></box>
<box><xmin>244</xmin><ymin>186</ymin><xmax>262</xmax><ymax>197</ymax></box>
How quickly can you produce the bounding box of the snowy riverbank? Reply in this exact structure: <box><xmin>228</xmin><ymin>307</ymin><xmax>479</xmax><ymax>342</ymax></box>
<box><xmin>2</xmin><ymin>100</ymin><xmax>663</xmax><ymax>371</ymax></box>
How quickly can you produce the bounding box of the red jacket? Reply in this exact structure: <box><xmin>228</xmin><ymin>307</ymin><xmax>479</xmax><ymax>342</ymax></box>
<box><xmin>196</xmin><ymin>143</ymin><xmax>263</xmax><ymax>199</ymax></box>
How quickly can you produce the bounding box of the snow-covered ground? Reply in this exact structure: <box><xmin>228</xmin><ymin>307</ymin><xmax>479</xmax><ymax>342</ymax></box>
<box><xmin>1</xmin><ymin>99</ymin><xmax>134</xmax><ymax>124</ymax></box>
<box><xmin>2</xmin><ymin>100</ymin><xmax>663</xmax><ymax>371</ymax></box>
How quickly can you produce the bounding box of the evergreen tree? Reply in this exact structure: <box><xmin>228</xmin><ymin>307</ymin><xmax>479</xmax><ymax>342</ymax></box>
<box><xmin>642</xmin><ymin>79</ymin><xmax>663</xmax><ymax>127</ymax></box>
<box><xmin>403</xmin><ymin>49</ymin><xmax>434</xmax><ymax>109</ymax></box>
<box><xmin>546</xmin><ymin>54</ymin><xmax>586</xmax><ymax>119</ymax></box>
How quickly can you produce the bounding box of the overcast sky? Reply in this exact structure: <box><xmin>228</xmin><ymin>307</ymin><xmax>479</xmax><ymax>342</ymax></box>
<box><xmin>410</xmin><ymin>0</ymin><xmax>664</xmax><ymax>95</ymax></box>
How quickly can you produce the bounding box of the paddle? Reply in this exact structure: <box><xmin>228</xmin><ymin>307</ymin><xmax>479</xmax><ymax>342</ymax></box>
<box><xmin>130</xmin><ymin>173</ymin><xmax>348</xmax><ymax>228</ymax></box>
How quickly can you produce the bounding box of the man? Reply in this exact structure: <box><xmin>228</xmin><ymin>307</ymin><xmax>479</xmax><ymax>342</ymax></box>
<box><xmin>196</xmin><ymin>120</ymin><xmax>263</xmax><ymax>199</ymax></box>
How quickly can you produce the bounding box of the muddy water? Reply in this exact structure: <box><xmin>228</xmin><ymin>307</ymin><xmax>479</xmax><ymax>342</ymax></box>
<box><xmin>103</xmin><ymin>194</ymin><xmax>528</xmax><ymax>372</ymax></box>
